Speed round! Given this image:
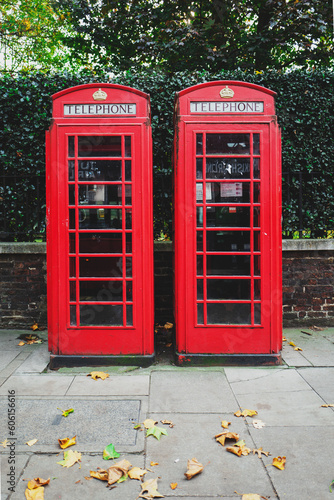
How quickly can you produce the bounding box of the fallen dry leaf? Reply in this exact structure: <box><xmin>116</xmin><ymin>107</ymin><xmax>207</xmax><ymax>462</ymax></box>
<box><xmin>235</xmin><ymin>409</ymin><xmax>258</xmax><ymax>418</ymax></box>
<box><xmin>25</xmin><ymin>487</ymin><xmax>44</xmax><ymax>500</ymax></box>
<box><xmin>90</xmin><ymin>469</ymin><xmax>108</xmax><ymax>481</ymax></box>
<box><xmin>184</xmin><ymin>457</ymin><xmax>204</xmax><ymax>480</ymax></box>
<box><xmin>215</xmin><ymin>431</ymin><xmax>239</xmax><ymax>446</ymax></box>
<box><xmin>221</xmin><ymin>420</ymin><xmax>231</xmax><ymax>429</ymax></box>
<box><xmin>128</xmin><ymin>467</ymin><xmax>148</xmax><ymax>480</ymax></box>
<box><xmin>107</xmin><ymin>459</ymin><xmax>132</xmax><ymax>485</ymax></box>
<box><xmin>161</xmin><ymin>419</ymin><xmax>174</xmax><ymax>428</ymax></box>
<box><xmin>310</xmin><ymin>325</ymin><xmax>324</xmax><ymax>331</ymax></box>
<box><xmin>31</xmin><ymin>322</ymin><xmax>39</xmax><ymax>331</ymax></box>
<box><xmin>289</xmin><ymin>341</ymin><xmax>296</xmax><ymax>347</ymax></box>
<box><xmin>242</xmin><ymin>495</ymin><xmax>264</xmax><ymax>500</ymax></box>
<box><xmin>272</xmin><ymin>456</ymin><xmax>286</xmax><ymax>470</ymax></box>
<box><xmin>170</xmin><ymin>482</ymin><xmax>178</xmax><ymax>490</ymax></box>
<box><xmin>1</xmin><ymin>438</ymin><xmax>9</xmax><ymax>448</ymax></box>
<box><xmin>164</xmin><ymin>322</ymin><xmax>173</xmax><ymax>329</ymax></box>
<box><xmin>294</xmin><ymin>346</ymin><xmax>303</xmax><ymax>351</ymax></box>
<box><xmin>321</xmin><ymin>404</ymin><xmax>334</xmax><ymax>408</ymax></box>
<box><xmin>252</xmin><ymin>419</ymin><xmax>266</xmax><ymax>429</ymax></box>
<box><xmin>150</xmin><ymin>461</ymin><xmax>159</xmax><ymax>466</ymax></box>
<box><xmin>18</xmin><ymin>341</ymin><xmax>26</xmax><ymax>346</ymax></box>
<box><xmin>57</xmin><ymin>450</ymin><xmax>81</xmax><ymax>468</ymax></box>
<box><xmin>253</xmin><ymin>447</ymin><xmax>270</xmax><ymax>458</ymax></box>
<box><xmin>27</xmin><ymin>478</ymin><xmax>50</xmax><ymax>489</ymax></box>
<box><xmin>88</xmin><ymin>371</ymin><xmax>110</xmax><ymax>381</ymax></box>
<box><xmin>26</xmin><ymin>439</ymin><xmax>38</xmax><ymax>447</ymax></box>
<box><xmin>139</xmin><ymin>478</ymin><xmax>164</xmax><ymax>499</ymax></box>
<box><xmin>227</xmin><ymin>440</ymin><xmax>251</xmax><ymax>457</ymax></box>
<box><xmin>143</xmin><ymin>418</ymin><xmax>157</xmax><ymax>429</ymax></box>
<box><xmin>282</xmin><ymin>336</ymin><xmax>287</xmax><ymax>341</ymax></box>
<box><xmin>226</xmin><ymin>445</ymin><xmax>243</xmax><ymax>457</ymax></box>
<box><xmin>58</xmin><ymin>436</ymin><xmax>76</xmax><ymax>449</ymax></box>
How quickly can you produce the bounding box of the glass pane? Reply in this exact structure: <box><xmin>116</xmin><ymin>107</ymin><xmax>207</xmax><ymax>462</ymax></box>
<box><xmin>78</xmin><ymin>160</ymin><xmax>121</xmax><ymax>181</ymax></box>
<box><xmin>126</xmin><ymin>257</ymin><xmax>132</xmax><ymax>277</ymax></box>
<box><xmin>254</xmin><ymin>255</ymin><xmax>261</xmax><ymax>276</ymax></box>
<box><xmin>254</xmin><ymin>182</ymin><xmax>260</xmax><ymax>203</ymax></box>
<box><xmin>70</xmin><ymin>281</ymin><xmax>76</xmax><ymax>302</ymax></box>
<box><xmin>78</xmin><ymin>185</ymin><xmax>122</xmax><ymax>205</ymax></box>
<box><xmin>254</xmin><ymin>207</ymin><xmax>260</xmax><ymax>227</ymax></box>
<box><xmin>206</xmin><ymin>134</ymin><xmax>250</xmax><ymax>155</ymax></box>
<box><xmin>80</xmin><ymin>304</ymin><xmax>123</xmax><ymax>326</ymax></box>
<box><xmin>80</xmin><ymin>281</ymin><xmax>123</xmax><ymax>302</ymax></box>
<box><xmin>254</xmin><ymin>279</ymin><xmax>261</xmax><ymax>300</ymax></box>
<box><xmin>254</xmin><ymin>231</ymin><xmax>261</xmax><ymax>251</ymax></box>
<box><xmin>68</xmin><ymin>136</ymin><xmax>75</xmax><ymax>157</ymax></box>
<box><xmin>197</xmin><ymin>231</ymin><xmax>203</xmax><ymax>251</ymax></box>
<box><xmin>126</xmin><ymin>233</ymin><xmax>132</xmax><ymax>253</ymax></box>
<box><xmin>254</xmin><ymin>303</ymin><xmax>261</xmax><ymax>324</ymax></box>
<box><xmin>126</xmin><ymin>305</ymin><xmax>133</xmax><ymax>326</ymax></box>
<box><xmin>206</xmin><ymin>158</ymin><xmax>250</xmax><ymax>179</ymax></box>
<box><xmin>196</xmin><ymin>158</ymin><xmax>203</xmax><ymax>179</ymax></box>
<box><xmin>206</xmin><ymin>182</ymin><xmax>250</xmax><ymax>203</ymax></box>
<box><xmin>207</xmin><ymin>303</ymin><xmax>251</xmax><ymax>324</ymax></box>
<box><xmin>196</xmin><ymin>134</ymin><xmax>203</xmax><ymax>155</ymax></box>
<box><xmin>68</xmin><ymin>160</ymin><xmax>75</xmax><ymax>181</ymax></box>
<box><xmin>78</xmin><ymin>136</ymin><xmax>121</xmax><ymax>157</ymax></box>
<box><xmin>125</xmin><ymin>160</ymin><xmax>131</xmax><ymax>181</ymax></box>
<box><xmin>125</xmin><ymin>136</ymin><xmax>131</xmax><ymax>157</ymax></box>
<box><xmin>69</xmin><ymin>185</ymin><xmax>75</xmax><ymax>205</ymax></box>
<box><xmin>206</xmin><ymin>206</ymin><xmax>250</xmax><ymax>227</ymax></box>
<box><xmin>207</xmin><ymin>231</ymin><xmax>250</xmax><ymax>252</ymax></box>
<box><xmin>70</xmin><ymin>305</ymin><xmax>76</xmax><ymax>326</ymax></box>
<box><xmin>197</xmin><ymin>303</ymin><xmax>204</xmax><ymax>324</ymax></box>
<box><xmin>207</xmin><ymin>255</ymin><xmax>250</xmax><ymax>276</ymax></box>
<box><xmin>79</xmin><ymin>233</ymin><xmax>122</xmax><ymax>254</ymax></box>
<box><xmin>69</xmin><ymin>209</ymin><xmax>76</xmax><ymax>229</ymax></box>
<box><xmin>196</xmin><ymin>183</ymin><xmax>203</xmax><ymax>202</ymax></box>
<box><xmin>126</xmin><ymin>281</ymin><xmax>133</xmax><ymax>301</ymax></box>
<box><xmin>196</xmin><ymin>207</ymin><xmax>203</xmax><ymax>227</ymax></box>
<box><xmin>79</xmin><ymin>257</ymin><xmax>122</xmax><ymax>277</ymax></box>
<box><xmin>207</xmin><ymin>279</ymin><xmax>250</xmax><ymax>300</ymax></box>
<box><xmin>69</xmin><ymin>257</ymin><xmax>76</xmax><ymax>277</ymax></box>
<box><xmin>79</xmin><ymin>208</ymin><xmax>122</xmax><ymax>229</ymax></box>
<box><xmin>125</xmin><ymin>185</ymin><xmax>132</xmax><ymax>205</ymax></box>
<box><xmin>126</xmin><ymin>209</ymin><xmax>132</xmax><ymax>229</ymax></box>
<box><xmin>253</xmin><ymin>158</ymin><xmax>260</xmax><ymax>179</ymax></box>
<box><xmin>197</xmin><ymin>279</ymin><xmax>203</xmax><ymax>300</ymax></box>
<box><xmin>69</xmin><ymin>233</ymin><xmax>76</xmax><ymax>253</ymax></box>
<box><xmin>253</xmin><ymin>134</ymin><xmax>260</xmax><ymax>155</ymax></box>
<box><xmin>197</xmin><ymin>255</ymin><xmax>203</xmax><ymax>275</ymax></box>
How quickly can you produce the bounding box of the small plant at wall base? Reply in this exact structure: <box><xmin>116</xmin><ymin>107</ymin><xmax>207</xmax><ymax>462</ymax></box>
<box><xmin>0</xmin><ymin>69</ymin><xmax>333</xmax><ymax>241</ymax></box>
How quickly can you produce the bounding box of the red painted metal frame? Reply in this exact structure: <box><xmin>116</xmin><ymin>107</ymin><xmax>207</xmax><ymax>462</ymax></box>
<box><xmin>46</xmin><ymin>84</ymin><xmax>154</xmax><ymax>358</ymax></box>
<box><xmin>173</xmin><ymin>81</ymin><xmax>282</xmax><ymax>361</ymax></box>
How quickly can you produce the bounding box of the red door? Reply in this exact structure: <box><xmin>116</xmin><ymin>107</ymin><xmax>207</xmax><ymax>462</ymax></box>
<box><xmin>48</xmin><ymin>125</ymin><xmax>153</xmax><ymax>356</ymax></box>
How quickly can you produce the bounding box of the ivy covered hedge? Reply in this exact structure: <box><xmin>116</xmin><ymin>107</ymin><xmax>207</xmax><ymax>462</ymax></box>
<box><xmin>0</xmin><ymin>69</ymin><xmax>333</xmax><ymax>240</ymax></box>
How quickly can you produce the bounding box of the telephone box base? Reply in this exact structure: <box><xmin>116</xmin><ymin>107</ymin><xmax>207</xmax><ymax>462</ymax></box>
<box><xmin>175</xmin><ymin>352</ymin><xmax>282</xmax><ymax>367</ymax></box>
<box><xmin>49</xmin><ymin>353</ymin><xmax>155</xmax><ymax>370</ymax></box>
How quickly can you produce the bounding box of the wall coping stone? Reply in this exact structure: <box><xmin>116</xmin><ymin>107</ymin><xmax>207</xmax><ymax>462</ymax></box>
<box><xmin>1</xmin><ymin>240</ymin><xmax>334</xmax><ymax>254</ymax></box>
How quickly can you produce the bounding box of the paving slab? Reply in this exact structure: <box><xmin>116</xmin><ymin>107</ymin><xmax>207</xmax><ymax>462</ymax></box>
<box><xmin>13</xmin><ymin>345</ymin><xmax>50</xmax><ymax>374</ymax></box>
<box><xmin>10</xmin><ymin>453</ymin><xmax>145</xmax><ymax>500</ymax></box>
<box><xmin>0</xmin><ymin>351</ymin><xmax>20</xmax><ymax>372</ymax></box>
<box><xmin>67</xmin><ymin>375</ymin><xmax>150</xmax><ymax>396</ymax></box>
<box><xmin>0</xmin><ymin>352</ymin><xmax>32</xmax><ymax>379</ymax></box>
<box><xmin>297</xmin><ymin>367</ymin><xmax>334</xmax><ymax>403</ymax></box>
<box><xmin>232</xmin><ymin>388</ymin><xmax>334</xmax><ymax>427</ymax></box>
<box><xmin>281</xmin><ymin>342</ymin><xmax>312</xmax><ymax>367</ymax></box>
<box><xmin>283</xmin><ymin>329</ymin><xmax>334</xmax><ymax>367</ymax></box>
<box><xmin>0</xmin><ymin>398</ymin><xmax>144</xmax><ymax>453</ymax></box>
<box><xmin>1</xmin><ymin>453</ymin><xmax>30</xmax><ymax>500</ymax></box>
<box><xmin>144</xmin><ymin>413</ymin><xmax>276</xmax><ymax>498</ymax></box>
<box><xmin>149</xmin><ymin>370</ymin><xmax>237</xmax><ymax>413</ymax></box>
<box><xmin>0</xmin><ymin>375</ymin><xmax>74</xmax><ymax>396</ymax></box>
<box><xmin>224</xmin><ymin>366</ymin><xmax>287</xmax><ymax>384</ymax></box>
<box><xmin>228</xmin><ymin>367</ymin><xmax>310</xmax><ymax>395</ymax></box>
<box><xmin>248</xmin><ymin>426</ymin><xmax>334</xmax><ymax>500</ymax></box>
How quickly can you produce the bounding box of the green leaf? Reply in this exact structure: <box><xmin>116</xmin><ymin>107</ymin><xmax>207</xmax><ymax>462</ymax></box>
<box><xmin>146</xmin><ymin>426</ymin><xmax>168</xmax><ymax>440</ymax></box>
<box><xmin>57</xmin><ymin>407</ymin><xmax>74</xmax><ymax>417</ymax></box>
<box><xmin>117</xmin><ymin>473</ymin><xmax>128</xmax><ymax>483</ymax></box>
<box><xmin>103</xmin><ymin>443</ymin><xmax>120</xmax><ymax>460</ymax></box>
<box><xmin>330</xmin><ymin>479</ymin><xmax>334</xmax><ymax>492</ymax></box>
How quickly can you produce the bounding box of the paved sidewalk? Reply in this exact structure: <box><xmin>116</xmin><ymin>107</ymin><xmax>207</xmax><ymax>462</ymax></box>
<box><xmin>1</xmin><ymin>327</ymin><xmax>334</xmax><ymax>500</ymax></box>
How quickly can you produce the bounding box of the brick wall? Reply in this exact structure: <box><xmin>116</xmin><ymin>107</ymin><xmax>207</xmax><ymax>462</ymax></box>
<box><xmin>1</xmin><ymin>241</ymin><xmax>334</xmax><ymax>328</ymax></box>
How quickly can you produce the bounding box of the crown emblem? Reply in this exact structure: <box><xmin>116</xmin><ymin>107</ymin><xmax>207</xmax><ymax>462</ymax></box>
<box><xmin>220</xmin><ymin>86</ymin><xmax>234</xmax><ymax>99</ymax></box>
<box><xmin>93</xmin><ymin>88</ymin><xmax>108</xmax><ymax>101</ymax></box>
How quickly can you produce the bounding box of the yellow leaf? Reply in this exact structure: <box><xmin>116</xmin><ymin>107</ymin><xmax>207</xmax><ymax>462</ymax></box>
<box><xmin>107</xmin><ymin>459</ymin><xmax>132</xmax><ymax>485</ymax></box>
<box><xmin>18</xmin><ymin>341</ymin><xmax>26</xmax><ymax>346</ymax></box>
<box><xmin>58</xmin><ymin>436</ymin><xmax>76</xmax><ymax>449</ymax></box>
<box><xmin>272</xmin><ymin>456</ymin><xmax>286</xmax><ymax>470</ymax></box>
<box><xmin>215</xmin><ymin>431</ymin><xmax>239</xmax><ymax>446</ymax></box>
<box><xmin>57</xmin><ymin>450</ymin><xmax>81</xmax><ymax>468</ymax></box>
<box><xmin>242</xmin><ymin>495</ymin><xmax>263</xmax><ymax>500</ymax></box>
<box><xmin>289</xmin><ymin>341</ymin><xmax>296</xmax><ymax>347</ymax></box>
<box><xmin>90</xmin><ymin>469</ymin><xmax>108</xmax><ymax>481</ymax></box>
<box><xmin>321</xmin><ymin>404</ymin><xmax>334</xmax><ymax>407</ymax></box>
<box><xmin>164</xmin><ymin>322</ymin><xmax>173</xmax><ymax>329</ymax></box>
<box><xmin>31</xmin><ymin>322</ymin><xmax>39</xmax><ymax>331</ymax></box>
<box><xmin>139</xmin><ymin>478</ymin><xmax>164</xmax><ymax>498</ymax></box>
<box><xmin>170</xmin><ymin>482</ymin><xmax>178</xmax><ymax>490</ymax></box>
<box><xmin>226</xmin><ymin>445</ymin><xmax>243</xmax><ymax>457</ymax></box>
<box><xmin>150</xmin><ymin>461</ymin><xmax>159</xmax><ymax>466</ymax></box>
<box><xmin>88</xmin><ymin>371</ymin><xmax>109</xmax><ymax>380</ymax></box>
<box><xmin>184</xmin><ymin>457</ymin><xmax>204</xmax><ymax>480</ymax></box>
<box><xmin>25</xmin><ymin>487</ymin><xmax>44</xmax><ymax>500</ymax></box>
<box><xmin>128</xmin><ymin>467</ymin><xmax>148</xmax><ymax>480</ymax></box>
<box><xmin>57</xmin><ymin>407</ymin><xmax>74</xmax><ymax>417</ymax></box>
<box><xmin>26</xmin><ymin>439</ymin><xmax>38</xmax><ymax>447</ymax></box>
<box><xmin>282</xmin><ymin>336</ymin><xmax>287</xmax><ymax>341</ymax></box>
<box><xmin>1</xmin><ymin>438</ymin><xmax>9</xmax><ymax>448</ymax></box>
<box><xmin>227</xmin><ymin>440</ymin><xmax>251</xmax><ymax>457</ymax></box>
<box><xmin>221</xmin><ymin>420</ymin><xmax>231</xmax><ymax>429</ymax></box>
<box><xmin>234</xmin><ymin>409</ymin><xmax>258</xmax><ymax>418</ymax></box>
<box><xmin>143</xmin><ymin>418</ymin><xmax>157</xmax><ymax>429</ymax></box>
<box><xmin>27</xmin><ymin>478</ymin><xmax>50</xmax><ymax>489</ymax></box>
<box><xmin>294</xmin><ymin>346</ymin><xmax>303</xmax><ymax>351</ymax></box>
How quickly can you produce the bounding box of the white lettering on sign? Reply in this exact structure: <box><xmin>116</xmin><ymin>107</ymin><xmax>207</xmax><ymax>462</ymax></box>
<box><xmin>190</xmin><ymin>101</ymin><xmax>264</xmax><ymax>113</ymax></box>
<box><xmin>220</xmin><ymin>182</ymin><xmax>243</xmax><ymax>198</ymax></box>
<box><xmin>64</xmin><ymin>103</ymin><xmax>137</xmax><ymax>116</ymax></box>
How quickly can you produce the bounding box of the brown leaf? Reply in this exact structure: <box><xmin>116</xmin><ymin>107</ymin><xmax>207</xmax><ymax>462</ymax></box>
<box><xmin>25</xmin><ymin>487</ymin><xmax>45</xmax><ymax>500</ymax></box>
<box><xmin>58</xmin><ymin>436</ymin><xmax>76</xmax><ymax>449</ymax></box>
<box><xmin>253</xmin><ymin>447</ymin><xmax>270</xmax><ymax>458</ymax></box>
<box><xmin>160</xmin><ymin>419</ymin><xmax>174</xmax><ymax>428</ymax></box>
<box><xmin>272</xmin><ymin>456</ymin><xmax>286</xmax><ymax>470</ymax></box>
<box><xmin>107</xmin><ymin>459</ymin><xmax>132</xmax><ymax>485</ymax></box>
<box><xmin>88</xmin><ymin>371</ymin><xmax>109</xmax><ymax>380</ymax></box>
<box><xmin>139</xmin><ymin>478</ymin><xmax>164</xmax><ymax>498</ymax></box>
<box><xmin>226</xmin><ymin>445</ymin><xmax>243</xmax><ymax>457</ymax></box>
<box><xmin>128</xmin><ymin>467</ymin><xmax>148</xmax><ymax>480</ymax></box>
<box><xmin>221</xmin><ymin>420</ymin><xmax>231</xmax><ymax>429</ymax></box>
<box><xmin>184</xmin><ymin>457</ymin><xmax>204</xmax><ymax>480</ymax></box>
<box><xmin>215</xmin><ymin>431</ymin><xmax>239</xmax><ymax>446</ymax></box>
<box><xmin>321</xmin><ymin>404</ymin><xmax>334</xmax><ymax>408</ymax></box>
<box><xmin>27</xmin><ymin>478</ymin><xmax>50</xmax><ymax>489</ymax></box>
<box><xmin>227</xmin><ymin>440</ymin><xmax>251</xmax><ymax>457</ymax></box>
<box><xmin>90</xmin><ymin>470</ymin><xmax>108</xmax><ymax>481</ymax></box>
<box><xmin>242</xmin><ymin>495</ymin><xmax>265</xmax><ymax>500</ymax></box>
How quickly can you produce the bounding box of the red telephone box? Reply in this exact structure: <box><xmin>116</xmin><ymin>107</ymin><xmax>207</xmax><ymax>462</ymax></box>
<box><xmin>46</xmin><ymin>84</ymin><xmax>154</xmax><ymax>367</ymax></box>
<box><xmin>173</xmin><ymin>81</ymin><xmax>282</xmax><ymax>365</ymax></box>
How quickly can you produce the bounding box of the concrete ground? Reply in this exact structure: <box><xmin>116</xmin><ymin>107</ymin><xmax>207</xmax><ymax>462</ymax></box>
<box><xmin>0</xmin><ymin>327</ymin><xmax>334</xmax><ymax>500</ymax></box>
